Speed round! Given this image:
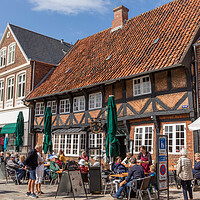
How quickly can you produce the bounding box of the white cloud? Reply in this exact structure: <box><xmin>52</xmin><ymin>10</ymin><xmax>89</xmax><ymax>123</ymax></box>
<box><xmin>29</xmin><ymin>0</ymin><xmax>111</xmax><ymax>15</ymax></box>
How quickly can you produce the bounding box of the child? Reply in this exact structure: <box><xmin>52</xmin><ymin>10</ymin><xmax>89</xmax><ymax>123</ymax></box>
<box><xmin>148</xmin><ymin>165</ymin><xmax>158</xmax><ymax>193</ymax></box>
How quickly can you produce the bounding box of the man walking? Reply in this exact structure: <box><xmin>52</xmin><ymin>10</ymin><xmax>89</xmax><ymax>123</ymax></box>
<box><xmin>25</xmin><ymin>145</ymin><xmax>39</xmax><ymax>198</ymax></box>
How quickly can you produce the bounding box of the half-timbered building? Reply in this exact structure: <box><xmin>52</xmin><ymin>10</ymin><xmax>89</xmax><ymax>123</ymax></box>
<box><xmin>25</xmin><ymin>0</ymin><xmax>200</xmax><ymax>165</ymax></box>
<box><xmin>0</xmin><ymin>24</ymin><xmax>72</xmax><ymax>152</ymax></box>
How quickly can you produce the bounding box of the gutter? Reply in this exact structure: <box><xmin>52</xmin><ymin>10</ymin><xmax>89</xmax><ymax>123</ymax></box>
<box><xmin>25</xmin><ymin>63</ymin><xmax>182</xmax><ymax>101</ymax></box>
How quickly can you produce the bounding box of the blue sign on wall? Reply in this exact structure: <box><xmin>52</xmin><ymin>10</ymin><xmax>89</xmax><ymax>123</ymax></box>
<box><xmin>159</xmin><ymin>155</ymin><xmax>167</xmax><ymax>162</ymax></box>
<box><xmin>159</xmin><ymin>137</ymin><xmax>166</xmax><ymax>154</ymax></box>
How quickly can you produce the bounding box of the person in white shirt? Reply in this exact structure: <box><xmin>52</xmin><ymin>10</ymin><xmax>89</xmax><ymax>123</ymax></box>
<box><xmin>35</xmin><ymin>145</ymin><xmax>44</xmax><ymax>195</ymax></box>
<box><xmin>122</xmin><ymin>152</ymin><xmax>132</xmax><ymax>165</ymax></box>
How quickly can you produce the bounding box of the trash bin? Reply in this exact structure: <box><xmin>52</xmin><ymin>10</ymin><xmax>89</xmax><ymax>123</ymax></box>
<box><xmin>89</xmin><ymin>167</ymin><xmax>102</xmax><ymax>193</ymax></box>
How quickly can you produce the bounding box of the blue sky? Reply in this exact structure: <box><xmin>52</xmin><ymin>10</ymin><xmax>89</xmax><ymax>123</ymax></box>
<box><xmin>0</xmin><ymin>0</ymin><xmax>171</xmax><ymax>44</ymax></box>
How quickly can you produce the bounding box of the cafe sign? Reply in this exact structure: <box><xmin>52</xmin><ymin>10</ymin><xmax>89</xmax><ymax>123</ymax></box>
<box><xmin>90</xmin><ymin>122</ymin><xmax>102</xmax><ymax>133</ymax></box>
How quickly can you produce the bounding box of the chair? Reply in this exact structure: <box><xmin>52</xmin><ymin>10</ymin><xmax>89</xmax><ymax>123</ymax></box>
<box><xmin>50</xmin><ymin>170</ymin><xmax>58</xmax><ymax>185</ymax></box>
<box><xmin>102</xmin><ymin>177</ymin><xmax>114</xmax><ymax>195</ymax></box>
<box><xmin>5</xmin><ymin>166</ymin><xmax>19</xmax><ymax>185</ymax></box>
<box><xmin>128</xmin><ymin>177</ymin><xmax>152</xmax><ymax>200</ymax></box>
<box><xmin>137</xmin><ymin>176</ymin><xmax>152</xmax><ymax>200</ymax></box>
<box><xmin>193</xmin><ymin>172</ymin><xmax>200</xmax><ymax>191</ymax></box>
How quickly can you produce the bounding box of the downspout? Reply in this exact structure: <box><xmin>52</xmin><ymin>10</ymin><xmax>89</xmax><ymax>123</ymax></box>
<box><xmin>193</xmin><ymin>44</ymin><xmax>199</xmax><ymax>154</ymax></box>
<box><xmin>193</xmin><ymin>45</ymin><xmax>199</xmax><ymax>118</ymax></box>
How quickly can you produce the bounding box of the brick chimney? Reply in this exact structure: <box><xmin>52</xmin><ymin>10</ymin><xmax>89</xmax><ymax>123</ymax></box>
<box><xmin>112</xmin><ymin>5</ymin><xmax>129</xmax><ymax>30</ymax></box>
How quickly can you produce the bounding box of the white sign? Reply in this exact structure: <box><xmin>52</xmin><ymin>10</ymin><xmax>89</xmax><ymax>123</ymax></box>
<box><xmin>159</xmin><ymin>163</ymin><xmax>167</xmax><ymax>181</ymax></box>
<box><xmin>159</xmin><ymin>181</ymin><xmax>167</xmax><ymax>190</ymax></box>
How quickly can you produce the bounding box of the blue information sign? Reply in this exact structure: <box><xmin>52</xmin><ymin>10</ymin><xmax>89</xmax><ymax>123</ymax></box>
<box><xmin>159</xmin><ymin>137</ymin><xmax>166</xmax><ymax>154</ymax></box>
<box><xmin>159</xmin><ymin>155</ymin><xmax>167</xmax><ymax>162</ymax></box>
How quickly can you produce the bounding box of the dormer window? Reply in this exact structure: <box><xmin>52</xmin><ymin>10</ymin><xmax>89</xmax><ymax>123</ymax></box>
<box><xmin>7</xmin><ymin>43</ymin><xmax>16</xmax><ymax>65</ymax></box>
<box><xmin>133</xmin><ymin>75</ymin><xmax>151</xmax><ymax>96</ymax></box>
<box><xmin>0</xmin><ymin>47</ymin><xmax>6</xmax><ymax>67</ymax></box>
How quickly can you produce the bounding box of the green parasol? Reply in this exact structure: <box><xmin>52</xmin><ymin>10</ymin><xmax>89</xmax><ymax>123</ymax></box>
<box><xmin>106</xmin><ymin>95</ymin><xmax>120</xmax><ymax>157</ymax></box>
<box><xmin>15</xmin><ymin>112</ymin><xmax>24</xmax><ymax>152</ymax></box>
<box><xmin>43</xmin><ymin>107</ymin><xmax>52</xmax><ymax>154</ymax></box>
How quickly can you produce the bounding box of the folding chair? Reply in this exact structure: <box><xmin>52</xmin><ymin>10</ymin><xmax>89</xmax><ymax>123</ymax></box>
<box><xmin>128</xmin><ymin>178</ymin><xmax>143</xmax><ymax>200</ymax></box>
<box><xmin>5</xmin><ymin>166</ymin><xmax>19</xmax><ymax>185</ymax></box>
<box><xmin>102</xmin><ymin>177</ymin><xmax>115</xmax><ymax>195</ymax></box>
<box><xmin>137</xmin><ymin>176</ymin><xmax>152</xmax><ymax>200</ymax></box>
<box><xmin>193</xmin><ymin>172</ymin><xmax>200</xmax><ymax>191</ymax></box>
<box><xmin>50</xmin><ymin>170</ymin><xmax>58</xmax><ymax>185</ymax></box>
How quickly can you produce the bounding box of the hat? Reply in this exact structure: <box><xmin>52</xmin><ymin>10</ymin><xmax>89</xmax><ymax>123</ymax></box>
<box><xmin>10</xmin><ymin>154</ymin><xmax>15</xmax><ymax>158</ymax></box>
<box><xmin>180</xmin><ymin>148</ymin><xmax>188</xmax><ymax>156</ymax></box>
<box><xmin>52</xmin><ymin>155</ymin><xmax>58</xmax><ymax>159</ymax></box>
<box><xmin>78</xmin><ymin>159</ymin><xmax>85</xmax><ymax>166</ymax></box>
<box><xmin>93</xmin><ymin>156</ymin><xmax>99</xmax><ymax>161</ymax></box>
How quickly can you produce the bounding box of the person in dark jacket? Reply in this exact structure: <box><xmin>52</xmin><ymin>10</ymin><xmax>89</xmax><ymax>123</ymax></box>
<box><xmin>111</xmin><ymin>157</ymin><xmax>144</xmax><ymax>199</ymax></box>
<box><xmin>192</xmin><ymin>153</ymin><xmax>200</xmax><ymax>179</ymax></box>
<box><xmin>25</xmin><ymin>145</ymin><xmax>39</xmax><ymax>198</ymax></box>
<box><xmin>112</xmin><ymin>156</ymin><xmax>126</xmax><ymax>174</ymax></box>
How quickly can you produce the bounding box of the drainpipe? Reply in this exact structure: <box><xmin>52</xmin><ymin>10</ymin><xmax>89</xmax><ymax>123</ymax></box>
<box><xmin>193</xmin><ymin>44</ymin><xmax>199</xmax><ymax>154</ymax></box>
<box><xmin>193</xmin><ymin>45</ymin><xmax>199</xmax><ymax>118</ymax></box>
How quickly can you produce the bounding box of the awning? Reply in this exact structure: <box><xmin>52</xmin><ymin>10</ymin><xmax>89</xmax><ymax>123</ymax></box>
<box><xmin>0</xmin><ymin>123</ymin><xmax>17</xmax><ymax>134</ymax></box>
<box><xmin>188</xmin><ymin>117</ymin><xmax>200</xmax><ymax>131</ymax></box>
<box><xmin>52</xmin><ymin>128</ymin><xmax>83</xmax><ymax>134</ymax></box>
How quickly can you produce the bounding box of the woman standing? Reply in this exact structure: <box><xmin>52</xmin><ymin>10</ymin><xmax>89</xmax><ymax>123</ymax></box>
<box><xmin>35</xmin><ymin>145</ymin><xmax>44</xmax><ymax>195</ymax></box>
<box><xmin>137</xmin><ymin>146</ymin><xmax>152</xmax><ymax>173</ymax></box>
<box><xmin>177</xmin><ymin>148</ymin><xmax>193</xmax><ymax>200</ymax></box>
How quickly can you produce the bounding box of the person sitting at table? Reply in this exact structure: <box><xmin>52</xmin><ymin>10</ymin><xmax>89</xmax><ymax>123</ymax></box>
<box><xmin>192</xmin><ymin>153</ymin><xmax>200</xmax><ymax>179</ymax></box>
<box><xmin>91</xmin><ymin>156</ymin><xmax>100</xmax><ymax>167</ymax></box>
<box><xmin>59</xmin><ymin>150</ymin><xmax>66</xmax><ymax>164</ymax></box>
<box><xmin>0</xmin><ymin>151</ymin><xmax>4</xmax><ymax>163</ymax></box>
<box><xmin>7</xmin><ymin>154</ymin><xmax>26</xmax><ymax>184</ymax></box>
<box><xmin>102</xmin><ymin>163</ymin><xmax>114</xmax><ymax>182</ymax></box>
<box><xmin>122</xmin><ymin>152</ymin><xmax>132</xmax><ymax>165</ymax></box>
<box><xmin>113</xmin><ymin>156</ymin><xmax>127</xmax><ymax>174</ymax></box>
<box><xmin>56</xmin><ymin>156</ymin><xmax>63</xmax><ymax>168</ymax></box>
<box><xmin>111</xmin><ymin>157</ymin><xmax>145</xmax><ymax>199</ymax></box>
<box><xmin>50</xmin><ymin>155</ymin><xmax>61</xmax><ymax>179</ymax></box>
<box><xmin>137</xmin><ymin>145</ymin><xmax>152</xmax><ymax>173</ymax></box>
<box><xmin>14</xmin><ymin>152</ymin><xmax>19</xmax><ymax>163</ymax></box>
<box><xmin>4</xmin><ymin>152</ymin><xmax>11</xmax><ymax>165</ymax></box>
<box><xmin>80</xmin><ymin>151</ymin><xmax>88</xmax><ymax>162</ymax></box>
<box><xmin>18</xmin><ymin>155</ymin><xmax>26</xmax><ymax>167</ymax></box>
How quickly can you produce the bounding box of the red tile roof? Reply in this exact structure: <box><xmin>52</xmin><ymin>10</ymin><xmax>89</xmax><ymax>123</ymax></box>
<box><xmin>26</xmin><ymin>0</ymin><xmax>200</xmax><ymax>100</ymax></box>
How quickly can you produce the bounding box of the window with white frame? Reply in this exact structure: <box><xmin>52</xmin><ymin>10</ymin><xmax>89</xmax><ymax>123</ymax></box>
<box><xmin>89</xmin><ymin>132</ymin><xmax>103</xmax><ymax>156</ymax></box>
<box><xmin>133</xmin><ymin>76</ymin><xmax>151</xmax><ymax>96</ymax></box>
<box><xmin>47</xmin><ymin>101</ymin><xmax>57</xmax><ymax>114</ymax></box>
<box><xmin>53</xmin><ymin>133</ymin><xmax>84</xmax><ymax>156</ymax></box>
<box><xmin>80</xmin><ymin>133</ymin><xmax>86</xmax><ymax>151</ymax></box>
<box><xmin>163</xmin><ymin>123</ymin><xmax>186</xmax><ymax>154</ymax></box>
<box><xmin>7</xmin><ymin>77</ymin><xmax>14</xmax><ymax>101</ymax></box>
<box><xmin>0</xmin><ymin>80</ymin><xmax>4</xmax><ymax>102</ymax></box>
<box><xmin>60</xmin><ymin>99</ymin><xmax>70</xmax><ymax>114</ymax></box>
<box><xmin>7</xmin><ymin>43</ymin><xmax>16</xmax><ymax>64</ymax></box>
<box><xmin>0</xmin><ymin>47</ymin><xmax>6</xmax><ymax>67</ymax></box>
<box><xmin>17</xmin><ymin>73</ymin><xmax>26</xmax><ymax>98</ymax></box>
<box><xmin>89</xmin><ymin>92</ymin><xmax>102</xmax><ymax>110</ymax></box>
<box><xmin>35</xmin><ymin>102</ymin><xmax>45</xmax><ymax>115</ymax></box>
<box><xmin>134</xmin><ymin>126</ymin><xmax>153</xmax><ymax>153</ymax></box>
<box><xmin>73</xmin><ymin>96</ymin><xmax>85</xmax><ymax>112</ymax></box>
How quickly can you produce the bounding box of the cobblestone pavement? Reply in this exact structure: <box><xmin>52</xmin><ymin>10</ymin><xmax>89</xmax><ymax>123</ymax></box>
<box><xmin>0</xmin><ymin>180</ymin><xmax>200</xmax><ymax>200</ymax></box>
